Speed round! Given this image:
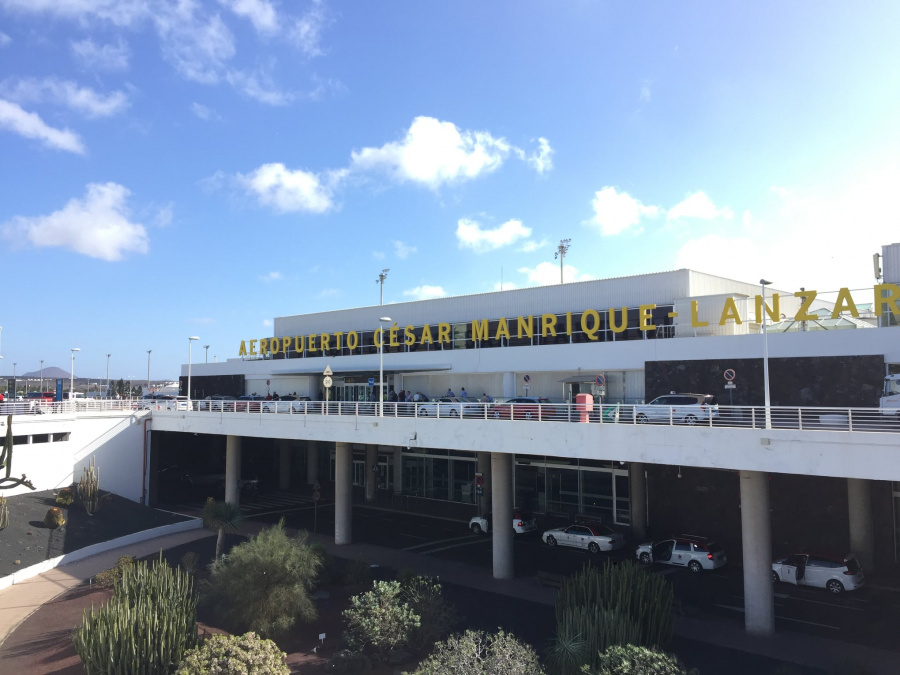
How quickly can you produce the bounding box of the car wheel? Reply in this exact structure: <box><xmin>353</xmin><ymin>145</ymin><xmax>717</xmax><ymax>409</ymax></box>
<box><xmin>826</xmin><ymin>579</ymin><xmax>844</xmax><ymax>594</ymax></box>
<box><xmin>688</xmin><ymin>560</ymin><xmax>702</xmax><ymax>573</ymax></box>
<box><xmin>637</xmin><ymin>413</ymin><xmax>648</xmax><ymax>424</ymax></box>
<box><xmin>471</xmin><ymin>523</ymin><xmax>482</xmax><ymax>535</ymax></box>
<box><xmin>772</xmin><ymin>571</ymin><xmax>780</xmax><ymax>583</ymax></box>
<box><xmin>684</xmin><ymin>414</ymin><xmax>698</xmax><ymax>426</ymax></box>
<box><xmin>492</xmin><ymin>410</ymin><xmax>501</xmax><ymax>419</ymax></box>
<box><xmin>546</xmin><ymin>535</ymin><xmax>557</xmax><ymax>547</ymax></box>
<box><xmin>588</xmin><ymin>542</ymin><xmax>600</xmax><ymax>554</ymax></box>
<box><xmin>418</xmin><ymin>408</ymin><xmax>428</xmax><ymax>416</ymax></box>
<box><xmin>524</xmin><ymin>411</ymin><xmax>533</xmax><ymax>420</ymax></box>
<box><xmin>450</xmin><ymin>409</ymin><xmax>459</xmax><ymax>418</ymax></box>
<box><xmin>639</xmin><ymin>552</ymin><xmax>651</xmax><ymax>564</ymax></box>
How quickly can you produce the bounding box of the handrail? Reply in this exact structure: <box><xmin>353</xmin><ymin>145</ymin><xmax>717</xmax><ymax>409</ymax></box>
<box><xmin>3</xmin><ymin>398</ymin><xmax>898</xmax><ymax>433</ymax></box>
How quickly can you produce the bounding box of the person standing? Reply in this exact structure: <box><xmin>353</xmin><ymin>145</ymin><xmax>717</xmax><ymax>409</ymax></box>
<box><xmin>445</xmin><ymin>387</ymin><xmax>455</xmax><ymax>397</ymax></box>
<box><xmin>460</xmin><ymin>387</ymin><xmax>469</xmax><ymax>399</ymax></box>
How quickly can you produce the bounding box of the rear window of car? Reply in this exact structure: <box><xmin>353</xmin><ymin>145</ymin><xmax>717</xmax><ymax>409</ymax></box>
<box><xmin>704</xmin><ymin>395</ymin><xmax>719</xmax><ymax>405</ymax></box>
<box><xmin>844</xmin><ymin>557</ymin><xmax>862</xmax><ymax>574</ymax></box>
<box><xmin>705</xmin><ymin>542</ymin><xmax>723</xmax><ymax>553</ymax></box>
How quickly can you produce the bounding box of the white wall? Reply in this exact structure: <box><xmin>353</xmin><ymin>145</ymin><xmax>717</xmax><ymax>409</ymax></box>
<box><xmin>1</xmin><ymin>412</ymin><xmax>147</xmax><ymax>501</ymax></box>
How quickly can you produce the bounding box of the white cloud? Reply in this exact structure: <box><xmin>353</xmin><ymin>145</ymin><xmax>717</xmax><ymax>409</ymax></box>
<box><xmin>403</xmin><ymin>285</ymin><xmax>448</xmax><ymax>301</ymax></box>
<box><xmin>674</xmin><ymin>158</ymin><xmax>900</xmax><ymax>292</ymax></box>
<box><xmin>518</xmin><ymin>261</ymin><xmax>594</xmax><ymax>286</ymax></box>
<box><xmin>226</xmin><ymin>69</ymin><xmax>292</xmax><ymax>106</ymax></box>
<box><xmin>493</xmin><ymin>281</ymin><xmax>518</xmax><ymax>291</ymax></box>
<box><xmin>154</xmin><ymin>204</ymin><xmax>173</xmax><ymax>227</ymax></box>
<box><xmin>263</xmin><ymin>318</ymin><xmax>273</xmax><ymax>327</ymax></box>
<box><xmin>0</xmin><ymin>31</ymin><xmax>11</xmax><ymax>46</ymax></box>
<box><xmin>155</xmin><ymin>10</ymin><xmax>236</xmax><ymax>84</ymax></box>
<box><xmin>588</xmin><ymin>186</ymin><xmax>661</xmax><ymax>235</ymax></box>
<box><xmin>350</xmin><ymin>116</ymin><xmax>513</xmax><ymax>189</ymax></box>
<box><xmin>527</xmin><ymin>137</ymin><xmax>554</xmax><ymax>174</ymax></box>
<box><xmin>239</xmin><ymin>162</ymin><xmax>336</xmax><ymax>213</ymax></box>
<box><xmin>317</xmin><ymin>288</ymin><xmax>339</xmax><ymax>299</ymax></box>
<box><xmin>219</xmin><ymin>0</ymin><xmax>278</xmax><ymax>35</ymax></box>
<box><xmin>0</xmin><ymin>98</ymin><xmax>85</xmax><ymax>153</ymax></box>
<box><xmin>259</xmin><ymin>271</ymin><xmax>282</xmax><ymax>282</ymax></box>
<box><xmin>289</xmin><ymin>0</ymin><xmax>328</xmax><ymax>57</ymax></box>
<box><xmin>0</xmin><ymin>0</ymin><xmax>150</xmax><ymax>26</ymax></box>
<box><xmin>0</xmin><ymin>182</ymin><xmax>148</xmax><ymax>261</ymax></box>
<box><xmin>770</xmin><ymin>185</ymin><xmax>791</xmax><ymax>199</ymax></box>
<box><xmin>0</xmin><ymin>77</ymin><xmax>129</xmax><ymax>118</ymax></box>
<box><xmin>393</xmin><ymin>240</ymin><xmax>417</xmax><ymax>259</ymax></box>
<box><xmin>667</xmin><ymin>191</ymin><xmax>732</xmax><ymax>221</ymax></box>
<box><xmin>372</xmin><ymin>250</ymin><xmax>386</xmax><ymax>260</ymax></box>
<box><xmin>456</xmin><ymin>218</ymin><xmax>532</xmax><ymax>253</ymax></box>
<box><xmin>518</xmin><ymin>238</ymin><xmax>549</xmax><ymax>253</ymax></box>
<box><xmin>71</xmin><ymin>37</ymin><xmax>130</xmax><ymax>71</ymax></box>
<box><xmin>639</xmin><ymin>80</ymin><xmax>652</xmax><ymax>102</ymax></box>
<box><xmin>191</xmin><ymin>102</ymin><xmax>220</xmax><ymax>121</ymax></box>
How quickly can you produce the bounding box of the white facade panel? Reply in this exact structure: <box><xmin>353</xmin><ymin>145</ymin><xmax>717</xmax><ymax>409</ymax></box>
<box><xmin>884</xmin><ymin>242</ymin><xmax>900</xmax><ymax>284</ymax></box>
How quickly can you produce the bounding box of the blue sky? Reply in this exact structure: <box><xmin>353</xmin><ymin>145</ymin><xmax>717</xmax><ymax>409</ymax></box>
<box><xmin>1</xmin><ymin>1</ymin><xmax>899</xmax><ymax>380</ymax></box>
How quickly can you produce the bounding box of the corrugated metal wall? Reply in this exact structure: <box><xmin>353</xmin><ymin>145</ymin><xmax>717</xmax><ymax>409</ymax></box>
<box><xmin>884</xmin><ymin>242</ymin><xmax>900</xmax><ymax>284</ymax></box>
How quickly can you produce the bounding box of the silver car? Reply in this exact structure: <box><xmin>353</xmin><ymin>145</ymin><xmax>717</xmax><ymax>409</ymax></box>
<box><xmin>634</xmin><ymin>393</ymin><xmax>719</xmax><ymax>426</ymax></box>
<box><xmin>542</xmin><ymin>523</ymin><xmax>625</xmax><ymax>553</ymax></box>
<box><xmin>772</xmin><ymin>553</ymin><xmax>864</xmax><ymax>594</ymax></box>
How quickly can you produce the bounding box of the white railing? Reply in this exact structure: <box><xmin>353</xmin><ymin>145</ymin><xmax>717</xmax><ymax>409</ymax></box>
<box><xmin>3</xmin><ymin>398</ymin><xmax>898</xmax><ymax>433</ymax></box>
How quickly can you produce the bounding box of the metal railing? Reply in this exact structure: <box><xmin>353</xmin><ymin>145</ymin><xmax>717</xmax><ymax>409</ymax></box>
<box><xmin>3</xmin><ymin>398</ymin><xmax>898</xmax><ymax>433</ymax></box>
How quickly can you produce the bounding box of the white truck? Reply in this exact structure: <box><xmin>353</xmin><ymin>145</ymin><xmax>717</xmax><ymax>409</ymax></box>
<box><xmin>882</xmin><ymin>374</ymin><xmax>900</xmax><ymax>414</ymax></box>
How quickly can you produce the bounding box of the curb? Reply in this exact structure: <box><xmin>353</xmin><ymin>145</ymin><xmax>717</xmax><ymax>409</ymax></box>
<box><xmin>0</xmin><ymin>517</ymin><xmax>202</xmax><ymax>592</ymax></box>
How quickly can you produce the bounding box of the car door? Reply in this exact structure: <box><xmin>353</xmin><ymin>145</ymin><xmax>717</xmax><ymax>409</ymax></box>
<box><xmin>648</xmin><ymin>396</ymin><xmax>674</xmax><ymax>422</ymax></box>
<box><xmin>567</xmin><ymin>525</ymin><xmax>592</xmax><ymax>549</ymax></box>
<box><xmin>803</xmin><ymin>557</ymin><xmax>829</xmax><ymax>588</ymax></box>
<box><xmin>671</xmin><ymin>541</ymin><xmax>691</xmax><ymax>566</ymax></box>
<box><xmin>652</xmin><ymin>539</ymin><xmax>675</xmax><ymax>562</ymax></box>
<box><xmin>781</xmin><ymin>554</ymin><xmax>807</xmax><ymax>585</ymax></box>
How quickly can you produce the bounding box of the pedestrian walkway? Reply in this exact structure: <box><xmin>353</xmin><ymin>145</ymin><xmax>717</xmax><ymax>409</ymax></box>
<box><xmin>1</xmin><ymin>525</ymin><xmax>898</xmax><ymax>673</ymax></box>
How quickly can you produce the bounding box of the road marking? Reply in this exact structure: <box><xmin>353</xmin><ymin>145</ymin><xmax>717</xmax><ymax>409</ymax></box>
<box><xmin>398</xmin><ymin>533</ymin><xmax>427</xmax><ymax>540</ymax></box>
<box><xmin>420</xmin><ymin>538</ymin><xmax>491</xmax><ymax>555</ymax></box>
<box><xmin>714</xmin><ymin>604</ymin><xmax>840</xmax><ymax>630</ymax></box>
<box><xmin>745</xmin><ymin>594</ymin><xmax>864</xmax><ymax>612</ymax></box>
<box><xmin>402</xmin><ymin>534</ymin><xmax>482</xmax><ymax>551</ymax></box>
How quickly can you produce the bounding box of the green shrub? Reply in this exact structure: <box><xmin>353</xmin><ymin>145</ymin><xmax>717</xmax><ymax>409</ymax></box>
<box><xmin>180</xmin><ymin>551</ymin><xmax>199</xmax><ymax>576</ymax></box>
<box><xmin>43</xmin><ymin>507</ymin><xmax>66</xmax><ymax>529</ymax></box>
<box><xmin>407</xmin><ymin>628</ymin><xmax>545</xmax><ymax>675</ymax></box>
<box><xmin>586</xmin><ymin>644</ymin><xmax>697</xmax><ymax>675</ymax></box>
<box><xmin>399</xmin><ymin>575</ymin><xmax>457</xmax><ymax>652</ymax></box>
<box><xmin>204</xmin><ymin>519</ymin><xmax>322</xmax><ymax>638</ymax></box>
<box><xmin>176</xmin><ymin>631</ymin><xmax>289</xmax><ymax>675</ymax></box>
<box><xmin>343</xmin><ymin>580</ymin><xmax>420</xmax><ymax>661</ymax></box>
<box><xmin>309</xmin><ymin>542</ymin><xmax>337</xmax><ymax>586</ymax></box>
<box><xmin>548</xmin><ymin>562</ymin><xmax>674</xmax><ymax>674</ymax></box>
<box><xmin>56</xmin><ymin>487</ymin><xmax>75</xmax><ymax>506</ymax></box>
<box><xmin>74</xmin><ymin>555</ymin><xmax>198</xmax><ymax>674</ymax></box>
<box><xmin>341</xmin><ymin>557</ymin><xmax>372</xmax><ymax>587</ymax></box>
<box><xmin>93</xmin><ymin>555</ymin><xmax>136</xmax><ymax>588</ymax></box>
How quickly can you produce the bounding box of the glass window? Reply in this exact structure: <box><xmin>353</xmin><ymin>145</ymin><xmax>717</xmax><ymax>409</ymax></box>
<box><xmin>674</xmin><ymin>542</ymin><xmax>691</xmax><ymax>552</ymax></box>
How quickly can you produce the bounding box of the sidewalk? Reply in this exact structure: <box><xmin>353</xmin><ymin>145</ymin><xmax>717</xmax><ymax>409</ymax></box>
<box><xmin>2</xmin><ymin>525</ymin><xmax>898</xmax><ymax>673</ymax></box>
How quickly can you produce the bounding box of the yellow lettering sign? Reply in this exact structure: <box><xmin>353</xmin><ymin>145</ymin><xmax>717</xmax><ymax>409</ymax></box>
<box><xmin>719</xmin><ymin>298</ymin><xmax>742</xmax><ymax>325</ymax></box>
<box><xmin>334</xmin><ymin>332</ymin><xmax>344</xmax><ymax>350</ymax></box>
<box><xmin>374</xmin><ymin>327</ymin><xmax>383</xmax><ymax>348</ymax></box>
<box><xmin>609</xmin><ymin>307</ymin><xmax>627</xmax><ymax>333</ymax></box>
<box><xmin>793</xmin><ymin>290</ymin><xmax>817</xmax><ymax>321</ymax></box>
<box><xmin>755</xmin><ymin>293</ymin><xmax>780</xmax><ymax>324</ymax></box>
<box><xmin>690</xmin><ymin>301</ymin><xmax>708</xmax><ymax>328</ymax></box>
<box><xmin>404</xmin><ymin>325</ymin><xmax>416</xmax><ymax>345</ymax></box>
<box><xmin>389</xmin><ymin>323</ymin><xmax>400</xmax><ymax>347</ymax></box>
<box><xmin>831</xmin><ymin>288</ymin><xmax>859</xmax><ymax>319</ymax></box>
<box><xmin>249</xmin><ymin>339</ymin><xmax>258</xmax><ymax>356</ymax></box>
<box><xmin>294</xmin><ymin>335</ymin><xmax>305</xmax><ymax>352</ymax></box>
<box><xmin>566</xmin><ymin>312</ymin><xmax>573</xmax><ymax>336</ymax></box>
<box><xmin>308</xmin><ymin>334</ymin><xmax>317</xmax><ymax>353</ymax></box>
<box><xmin>638</xmin><ymin>304</ymin><xmax>657</xmax><ymax>331</ymax></box>
<box><xmin>472</xmin><ymin>319</ymin><xmax>490</xmax><ymax>342</ymax></box>
<box><xmin>517</xmin><ymin>315</ymin><xmax>534</xmax><ymax>339</ymax></box>
<box><xmin>320</xmin><ymin>333</ymin><xmax>330</xmax><ymax>351</ymax></box>
<box><xmin>347</xmin><ymin>331</ymin><xmax>359</xmax><ymax>350</ymax></box>
<box><xmin>495</xmin><ymin>317</ymin><xmax>510</xmax><ymax>341</ymax></box>
<box><xmin>239</xmin><ymin>340</ymin><xmax>247</xmax><ymax>356</ymax></box>
<box><xmin>581</xmin><ymin>309</ymin><xmax>600</xmax><ymax>340</ymax></box>
<box><xmin>437</xmin><ymin>323</ymin><xmax>451</xmax><ymax>344</ymax></box>
<box><xmin>874</xmin><ymin>283</ymin><xmax>900</xmax><ymax>317</ymax></box>
<box><xmin>541</xmin><ymin>314</ymin><xmax>557</xmax><ymax>337</ymax></box>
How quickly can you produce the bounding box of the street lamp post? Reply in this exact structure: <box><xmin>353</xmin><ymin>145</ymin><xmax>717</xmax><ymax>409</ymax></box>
<box><xmin>378</xmin><ymin>317</ymin><xmax>391</xmax><ymax>416</ymax></box>
<box><xmin>147</xmin><ymin>350</ymin><xmax>152</xmax><ymax>394</ymax></box>
<box><xmin>760</xmin><ymin>279</ymin><xmax>772</xmax><ymax>430</ymax></box>
<box><xmin>204</xmin><ymin>345</ymin><xmax>210</xmax><ymax>363</ymax></box>
<box><xmin>187</xmin><ymin>336</ymin><xmax>199</xmax><ymax>404</ymax></box>
<box><xmin>106</xmin><ymin>354</ymin><xmax>111</xmax><ymax>398</ymax></box>
<box><xmin>13</xmin><ymin>362</ymin><xmax>16</xmax><ymax>398</ymax></box>
<box><xmin>70</xmin><ymin>348</ymin><xmax>81</xmax><ymax>402</ymax></box>
<box><xmin>40</xmin><ymin>359</ymin><xmax>44</xmax><ymax>393</ymax></box>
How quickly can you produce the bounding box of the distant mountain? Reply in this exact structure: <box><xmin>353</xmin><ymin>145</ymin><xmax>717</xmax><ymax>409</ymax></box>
<box><xmin>6</xmin><ymin>367</ymin><xmax>70</xmax><ymax>379</ymax></box>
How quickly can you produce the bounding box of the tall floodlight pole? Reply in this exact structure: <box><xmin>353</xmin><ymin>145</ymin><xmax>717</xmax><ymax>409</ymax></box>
<box><xmin>376</xmin><ymin>269</ymin><xmax>390</xmax><ymax>305</ymax></box>
<box><xmin>147</xmin><ymin>350</ymin><xmax>152</xmax><ymax>393</ymax></box>
<box><xmin>40</xmin><ymin>359</ymin><xmax>44</xmax><ymax>393</ymax></box>
<box><xmin>106</xmin><ymin>354</ymin><xmax>110</xmax><ymax>397</ymax></box>
<box><xmin>760</xmin><ymin>279</ymin><xmax>772</xmax><ymax>430</ymax></box>
<box><xmin>204</xmin><ymin>345</ymin><xmax>210</xmax><ymax>363</ymax></box>
<box><xmin>187</xmin><ymin>336</ymin><xmax>199</xmax><ymax>403</ymax></box>
<box><xmin>378</xmin><ymin>316</ymin><xmax>391</xmax><ymax>416</ymax></box>
<box><xmin>12</xmin><ymin>362</ymin><xmax>16</xmax><ymax>398</ymax></box>
<box><xmin>555</xmin><ymin>238</ymin><xmax>571</xmax><ymax>284</ymax></box>
<box><xmin>70</xmin><ymin>348</ymin><xmax>81</xmax><ymax>400</ymax></box>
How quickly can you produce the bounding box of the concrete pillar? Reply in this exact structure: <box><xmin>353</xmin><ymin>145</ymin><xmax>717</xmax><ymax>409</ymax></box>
<box><xmin>334</xmin><ymin>442</ymin><xmax>352</xmax><ymax>545</ymax></box>
<box><xmin>225</xmin><ymin>435</ymin><xmax>242</xmax><ymax>506</ymax></box>
<box><xmin>365</xmin><ymin>444</ymin><xmax>378</xmax><ymax>503</ymax></box>
<box><xmin>739</xmin><ymin>470</ymin><xmax>774</xmax><ymax>636</ymax></box>
<box><xmin>393</xmin><ymin>447</ymin><xmax>403</xmax><ymax>495</ymax></box>
<box><xmin>477</xmin><ymin>452</ymin><xmax>493</xmax><ymax>513</ymax></box>
<box><xmin>629</xmin><ymin>462</ymin><xmax>647</xmax><ymax>541</ymax></box>
<box><xmin>278</xmin><ymin>440</ymin><xmax>291</xmax><ymax>490</ymax></box>
<box><xmin>847</xmin><ymin>478</ymin><xmax>874</xmax><ymax>571</ymax></box>
<box><xmin>491</xmin><ymin>452</ymin><xmax>514</xmax><ymax>580</ymax></box>
<box><xmin>306</xmin><ymin>440</ymin><xmax>319</xmax><ymax>485</ymax></box>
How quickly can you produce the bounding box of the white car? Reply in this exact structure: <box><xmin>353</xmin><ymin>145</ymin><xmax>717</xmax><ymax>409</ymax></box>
<box><xmin>261</xmin><ymin>395</ymin><xmax>312</xmax><ymax>413</ymax></box>
<box><xmin>469</xmin><ymin>509</ymin><xmax>537</xmax><ymax>535</ymax></box>
<box><xmin>772</xmin><ymin>553</ymin><xmax>864</xmax><ymax>594</ymax></box>
<box><xmin>542</xmin><ymin>522</ymin><xmax>625</xmax><ymax>553</ymax></box>
<box><xmin>417</xmin><ymin>396</ymin><xmax>484</xmax><ymax>418</ymax></box>
<box><xmin>634</xmin><ymin>393</ymin><xmax>719</xmax><ymax>426</ymax></box>
<box><xmin>636</xmin><ymin>535</ymin><xmax>726</xmax><ymax>572</ymax></box>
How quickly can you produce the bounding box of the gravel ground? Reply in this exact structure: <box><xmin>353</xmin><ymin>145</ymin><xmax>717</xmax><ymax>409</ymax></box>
<box><xmin>0</xmin><ymin>489</ymin><xmax>191</xmax><ymax>578</ymax></box>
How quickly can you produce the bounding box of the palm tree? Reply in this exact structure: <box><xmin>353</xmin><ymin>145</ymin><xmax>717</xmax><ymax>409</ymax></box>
<box><xmin>201</xmin><ymin>497</ymin><xmax>244</xmax><ymax>561</ymax></box>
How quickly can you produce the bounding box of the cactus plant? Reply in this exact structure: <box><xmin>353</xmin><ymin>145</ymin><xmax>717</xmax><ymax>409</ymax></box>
<box><xmin>0</xmin><ymin>414</ymin><xmax>35</xmax><ymax>491</ymax></box>
<box><xmin>44</xmin><ymin>506</ymin><xmax>66</xmax><ymax>529</ymax></box>
<box><xmin>74</xmin><ymin>554</ymin><xmax>198</xmax><ymax>674</ymax></box>
<box><xmin>78</xmin><ymin>456</ymin><xmax>100</xmax><ymax>515</ymax></box>
<box><xmin>0</xmin><ymin>495</ymin><xmax>9</xmax><ymax>531</ymax></box>
<box><xmin>56</xmin><ymin>487</ymin><xmax>75</xmax><ymax>506</ymax></box>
